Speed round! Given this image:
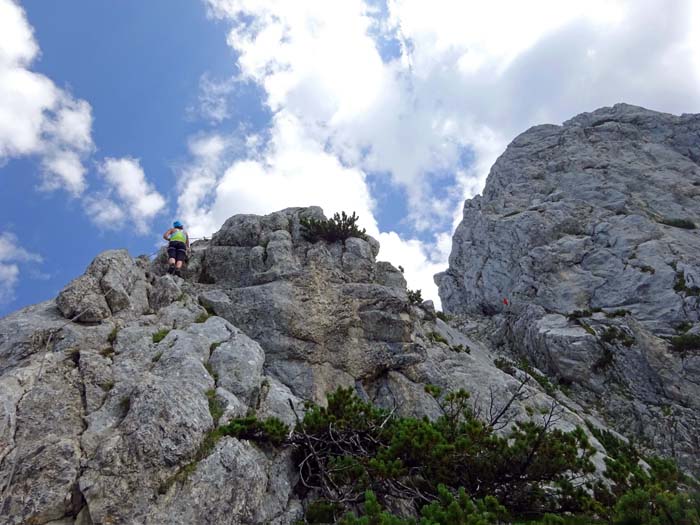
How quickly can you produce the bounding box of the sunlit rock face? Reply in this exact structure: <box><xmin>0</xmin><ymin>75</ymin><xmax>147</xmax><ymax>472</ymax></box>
<box><xmin>3</xmin><ymin>103</ymin><xmax>700</xmax><ymax>524</ymax></box>
<box><xmin>3</xmin><ymin>207</ymin><xmax>560</xmax><ymax>525</ymax></box>
<box><xmin>438</xmin><ymin>103</ymin><xmax>700</xmax><ymax>474</ymax></box>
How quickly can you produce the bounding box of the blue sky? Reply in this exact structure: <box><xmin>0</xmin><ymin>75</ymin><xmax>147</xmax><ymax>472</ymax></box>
<box><xmin>1</xmin><ymin>0</ymin><xmax>699</xmax><ymax>316</ymax></box>
<box><xmin>0</xmin><ymin>0</ymin><xmax>237</xmax><ymax>312</ymax></box>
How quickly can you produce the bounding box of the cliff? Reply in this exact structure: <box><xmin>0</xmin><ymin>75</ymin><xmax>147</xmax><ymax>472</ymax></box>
<box><xmin>437</xmin><ymin>103</ymin><xmax>700</xmax><ymax>475</ymax></box>
<box><xmin>1</xmin><ymin>103</ymin><xmax>699</xmax><ymax>524</ymax></box>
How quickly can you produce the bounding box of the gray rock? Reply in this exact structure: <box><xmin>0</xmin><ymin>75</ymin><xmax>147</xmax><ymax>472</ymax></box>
<box><xmin>149</xmin><ymin>275</ymin><xmax>182</xmax><ymax>311</ymax></box>
<box><xmin>148</xmin><ymin>438</ymin><xmax>300</xmax><ymax>525</ymax></box>
<box><xmin>438</xmin><ymin>104</ymin><xmax>700</xmax><ymax>330</ymax></box>
<box><xmin>438</xmin><ymin>103</ymin><xmax>700</xmax><ymax>474</ymax></box>
<box><xmin>6</xmin><ymin>125</ymin><xmax>700</xmax><ymax>524</ymax></box>
<box><xmin>209</xmin><ymin>331</ymin><xmax>265</xmax><ymax>405</ymax></box>
<box><xmin>57</xmin><ymin>250</ymin><xmax>151</xmax><ymax>322</ymax></box>
<box><xmin>375</xmin><ymin>261</ymin><xmax>407</xmax><ymax>289</ymax></box>
<box><xmin>256</xmin><ymin>376</ymin><xmax>304</xmax><ymax>428</ymax></box>
<box><xmin>215</xmin><ymin>387</ymin><xmax>247</xmax><ymax>424</ymax></box>
<box><xmin>197</xmin><ymin>209</ymin><xmax>422</xmax><ymax>402</ymax></box>
<box><xmin>1</xmin><ymin>354</ymin><xmax>83</xmax><ymax>524</ymax></box>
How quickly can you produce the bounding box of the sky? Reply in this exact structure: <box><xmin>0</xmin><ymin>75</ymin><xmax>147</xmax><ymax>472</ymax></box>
<box><xmin>1</xmin><ymin>0</ymin><xmax>699</xmax><ymax>316</ymax></box>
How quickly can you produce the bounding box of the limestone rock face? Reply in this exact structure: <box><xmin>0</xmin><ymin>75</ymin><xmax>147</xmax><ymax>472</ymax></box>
<box><xmin>57</xmin><ymin>250</ymin><xmax>151</xmax><ymax>322</ymax></box>
<box><xmin>1</xmin><ymin>206</ymin><xmax>599</xmax><ymax>525</ymax></box>
<box><xmin>437</xmin><ymin>103</ymin><xmax>700</xmax><ymax>473</ymax></box>
<box><xmin>4</xmin><ymin>103</ymin><xmax>700</xmax><ymax>523</ymax></box>
<box><xmin>439</xmin><ymin>105</ymin><xmax>700</xmax><ymax>329</ymax></box>
<box><xmin>195</xmin><ymin>207</ymin><xmax>422</xmax><ymax>403</ymax></box>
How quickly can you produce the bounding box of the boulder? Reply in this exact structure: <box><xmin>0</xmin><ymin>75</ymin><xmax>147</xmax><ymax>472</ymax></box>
<box><xmin>57</xmin><ymin>250</ymin><xmax>150</xmax><ymax>322</ymax></box>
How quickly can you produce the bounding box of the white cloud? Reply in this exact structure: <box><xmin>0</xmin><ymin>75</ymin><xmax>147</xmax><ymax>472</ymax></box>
<box><xmin>179</xmin><ymin>111</ymin><xmax>377</xmax><ymax>237</ymax></box>
<box><xmin>0</xmin><ymin>263</ymin><xmax>20</xmax><ymax>304</ymax></box>
<box><xmin>0</xmin><ymin>0</ymin><xmax>166</xmax><ymax>238</ymax></box>
<box><xmin>93</xmin><ymin>158</ymin><xmax>166</xmax><ymax>233</ymax></box>
<box><xmin>195</xmin><ymin>73</ymin><xmax>236</xmax><ymax>123</ymax></box>
<box><xmin>177</xmin><ymin>133</ymin><xmax>236</xmax><ymax>236</ymax></box>
<box><xmin>376</xmin><ymin>231</ymin><xmax>449</xmax><ymax>304</ymax></box>
<box><xmin>197</xmin><ymin>0</ymin><xmax>700</xmax><ymax>304</ymax></box>
<box><xmin>0</xmin><ymin>0</ymin><xmax>94</xmax><ymax>195</ymax></box>
<box><xmin>177</xmin><ymin>111</ymin><xmax>447</xmax><ymax>304</ymax></box>
<box><xmin>0</xmin><ymin>232</ymin><xmax>42</xmax><ymax>264</ymax></box>
<box><xmin>83</xmin><ymin>196</ymin><xmax>126</xmax><ymax>230</ymax></box>
<box><xmin>206</xmin><ymin>0</ymin><xmax>699</xmax><ymax>197</ymax></box>
<box><xmin>0</xmin><ymin>231</ymin><xmax>42</xmax><ymax>304</ymax></box>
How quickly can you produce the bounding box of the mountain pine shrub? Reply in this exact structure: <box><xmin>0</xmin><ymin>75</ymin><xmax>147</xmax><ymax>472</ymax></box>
<box><xmin>407</xmin><ymin>289</ymin><xmax>423</xmax><ymax>304</ymax></box>
<box><xmin>435</xmin><ymin>311</ymin><xmax>452</xmax><ymax>322</ymax></box>
<box><xmin>300</xmin><ymin>211</ymin><xmax>368</xmax><ymax>243</ymax></box>
<box><xmin>670</xmin><ymin>333</ymin><xmax>700</xmax><ymax>354</ymax></box>
<box><xmin>234</xmin><ymin>389</ymin><xmax>697</xmax><ymax>524</ymax></box>
<box><xmin>221</xmin><ymin>415</ymin><xmax>289</xmax><ymax>446</ymax></box>
<box><xmin>262</xmin><ymin>387</ymin><xmax>596</xmax><ymax>520</ymax></box>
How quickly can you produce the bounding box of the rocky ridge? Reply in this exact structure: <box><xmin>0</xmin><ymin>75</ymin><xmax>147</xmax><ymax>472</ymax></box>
<box><xmin>1</xmin><ymin>103</ymin><xmax>698</xmax><ymax>524</ymax></box>
<box><xmin>437</xmin><ymin>103</ymin><xmax>700</xmax><ymax>475</ymax></box>
<box><xmin>1</xmin><ymin>205</ymin><xmax>612</xmax><ymax>525</ymax></box>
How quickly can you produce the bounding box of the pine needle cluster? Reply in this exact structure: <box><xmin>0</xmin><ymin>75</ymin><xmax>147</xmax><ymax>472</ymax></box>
<box><xmin>300</xmin><ymin>211</ymin><xmax>368</xmax><ymax>243</ymax></box>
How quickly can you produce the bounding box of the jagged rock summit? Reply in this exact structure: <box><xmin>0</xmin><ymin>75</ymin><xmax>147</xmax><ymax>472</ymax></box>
<box><xmin>437</xmin><ymin>103</ymin><xmax>700</xmax><ymax>474</ymax></box>
<box><xmin>1</xmin><ymin>104</ymin><xmax>698</xmax><ymax>525</ymax></box>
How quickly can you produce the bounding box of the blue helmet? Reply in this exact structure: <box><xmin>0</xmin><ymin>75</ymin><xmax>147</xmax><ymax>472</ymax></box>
<box><xmin>173</xmin><ymin>220</ymin><xmax>183</xmax><ymax>228</ymax></box>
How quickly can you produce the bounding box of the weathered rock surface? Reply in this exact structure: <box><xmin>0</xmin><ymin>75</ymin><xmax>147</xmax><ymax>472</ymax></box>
<box><xmin>0</xmin><ymin>205</ymin><xmax>603</xmax><ymax>524</ymax></box>
<box><xmin>437</xmin><ymin>103</ymin><xmax>700</xmax><ymax>474</ymax></box>
<box><xmin>197</xmin><ymin>207</ymin><xmax>422</xmax><ymax>403</ymax></box>
<box><xmin>57</xmin><ymin>250</ymin><xmax>151</xmax><ymax>322</ymax></box>
<box><xmin>3</xmin><ymin>104</ymin><xmax>699</xmax><ymax>523</ymax></box>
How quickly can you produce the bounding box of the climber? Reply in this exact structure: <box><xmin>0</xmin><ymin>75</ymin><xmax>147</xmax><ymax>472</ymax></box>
<box><xmin>162</xmin><ymin>221</ymin><xmax>190</xmax><ymax>277</ymax></box>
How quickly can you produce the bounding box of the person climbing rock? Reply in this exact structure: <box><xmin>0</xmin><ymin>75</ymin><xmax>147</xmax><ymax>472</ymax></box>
<box><xmin>162</xmin><ymin>221</ymin><xmax>189</xmax><ymax>277</ymax></box>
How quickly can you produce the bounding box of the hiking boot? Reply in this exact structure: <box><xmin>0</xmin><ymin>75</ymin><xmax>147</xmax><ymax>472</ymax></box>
<box><xmin>167</xmin><ymin>265</ymin><xmax>175</xmax><ymax>274</ymax></box>
<box><xmin>173</xmin><ymin>268</ymin><xmax>182</xmax><ymax>278</ymax></box>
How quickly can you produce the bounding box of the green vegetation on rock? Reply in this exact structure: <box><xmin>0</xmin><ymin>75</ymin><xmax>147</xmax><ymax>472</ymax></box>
<box><xmin>658</xmin><ymin>217</ymin><xmax>697</xmax><ymax>230</ymax></box>
<box><xmin>674</xmin><ymin>272</ymin><xmax>700</xmax><ymax>296</ymax></box>
<box><xmin>427</xmin><ymin>331</ymin><xmax>448</xmax><ymax>345</ymax></box>
<box><xmin>152</xmin><ymin>328</ymin><xmax>170</xmax><ymax>343</ymax></box>
<box><xmin>241</xmin><ymin>388</ymin><xmax>699</xmax><ymax>524</ymax></box>
<box><xmin>670</xmin><ymin>333</ymin><xmax>700</xmax><ymax>354</ymax></box>
<box><xmin>300</xmin><ymin>211</ymin><xmax>368</xmax><ymax>243</ymax></box>
<box><xmin>435</xmin><ymin>311</ymin><xmax>452</xmax><ymax>323</ymax></box>
<box><xmin>195</xmin><ymin>311</ymin><xmax>211</xmax><ymax>323</ymax></box>
<box><xmin>600</xmin><ymin>327</ymin><xmax>634</xmax><ymax>347</ymax></box>
<box><xmin>407</xmin><ymin>289</ymin><xmax>423</xmax><ymax>305</ymax></box>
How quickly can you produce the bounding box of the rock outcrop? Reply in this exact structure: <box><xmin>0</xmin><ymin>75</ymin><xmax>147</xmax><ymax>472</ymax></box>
<box><xmin>1</xmin><ymin>207</ymin><xmax>588</xmax><ymax>525</ymax></box>
<box><xmin>437</xmin><ymin>103</ymin><xmax>700</xmax><ymax>474</ymax></box>
<box><xmin>2</xmin><ymin>104</ymin><xmax>699</xmax><ymax>524</ymax></box>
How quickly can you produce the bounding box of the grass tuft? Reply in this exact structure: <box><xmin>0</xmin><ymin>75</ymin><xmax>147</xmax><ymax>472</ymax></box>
<box><xmin>152</xmin><ymin>329</ymin><xmax>170</xmax><ymax>344</ymax></box>
<box><xmin>194</xmin><ymin>312</ymin><xmax>210</xmax><ymax>323</ymax></box>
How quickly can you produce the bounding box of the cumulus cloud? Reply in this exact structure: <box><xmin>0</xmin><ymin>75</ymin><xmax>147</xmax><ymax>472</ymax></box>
<box><xmin>177</xmin><ymin>133</ymin><xmax>238</xmax><ymax>236</ymax></box>
<box><xmin>83</xmin><ymin>196</ymin><xmax>126</xmax><ymax>229</ymax></box>
<box><xmin>194</xmin><ymin>0</ymin><xmax>700</xmax><ymax>304</ymax></box>
<box><xmin>179</xmin><ymin>112</ymin><xmax>376</xmax><ymax>236</ymax></box>
<box><xmin>177</xmin><ymin>110</ymin><xmax>449</xmax><ymax>304</ymax></box>
<box><xmin>89</xmin><ymin>158</ymin><xmax>166</xmax><ymax>233</ymax></box>
<box><xmin>1</xmin><ymin>0</ymin><xmax>168</xmax><ymax>238</ymax></box>
<box><xmin>0</xmin><ymin>232</ymin><xmax>42</xmax><ymax>304</ymax></box>
<box><xmin>0</xmin><ymin>0</ymin><xmax>94</xmax><ymax>195</ymax></box>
